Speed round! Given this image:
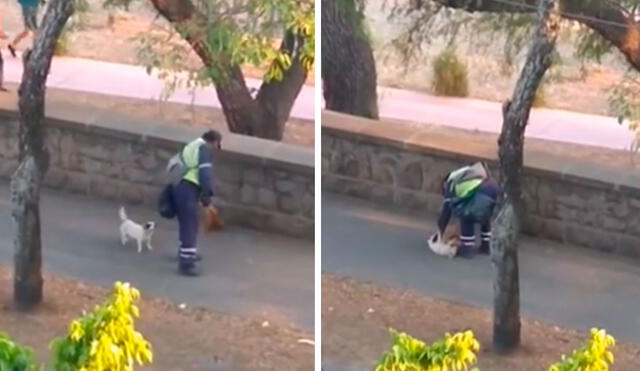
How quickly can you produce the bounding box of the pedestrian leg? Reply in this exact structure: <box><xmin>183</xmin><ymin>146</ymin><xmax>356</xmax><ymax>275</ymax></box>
<box><xmin>172</xmin><ymin>181</ymin><xmax>200</xmax><ymax>276</ymax></box>
<box><xmin>480</xmin><ymin>219</ymin><xmax>491</xmax><ymax>254</ymax></box>
<box><xmin>456</xmin><ymin>218</ymin><xmax>475</xmax><ymax>258</ymax></box>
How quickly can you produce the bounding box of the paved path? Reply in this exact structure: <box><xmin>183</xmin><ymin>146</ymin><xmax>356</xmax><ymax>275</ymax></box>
<box><xmin>376</xmin><ymin>87</ymin><xmax>633</xmax><ymax>151</ymax></box>
<box><xmin>1</xmin><ymin>54</ymin><xmax>315</xmax><ymax>121</ymax></box>
<box><xmin>0</xmin><ymin>182</ymin><xmax>314</xmax><ymax>332</ymax></box>
<box><xmin>322</xmin><ymin>193</ymin><xmax>640</xmax><ymax>345</ymax></box>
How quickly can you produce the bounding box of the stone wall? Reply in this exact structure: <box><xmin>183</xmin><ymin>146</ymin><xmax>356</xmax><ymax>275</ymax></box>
<box><xmin>0</xmin><ymin>99</ymin><xmax>314</xmax><ymax>240</ymax></box>
<box><xmin>322</xmin><ymin>110</ymin><xmax>640</xmax><ymax>257</ymax></box>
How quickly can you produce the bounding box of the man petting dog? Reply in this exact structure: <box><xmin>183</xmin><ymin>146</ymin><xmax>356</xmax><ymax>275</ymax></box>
<box><xmin>172</xmin><ymin>129</ymin><xmax>222</xmax><ymax>276</ymax></box>
<box><xmin>437</xmin><ymin>162</ymin><xmax>501</xmax><ymax>259</ymax></box>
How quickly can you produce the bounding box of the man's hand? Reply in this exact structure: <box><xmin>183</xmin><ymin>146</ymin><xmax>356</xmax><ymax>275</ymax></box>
<box><xmin>0</xmin><ymin>31</ymin><xmax>8</xmax><ymax>40</ymax></box>
<box><xmin>200</xmin><ymin>195</ymin><xmax>211</xmax><ymax>207</ymax></box>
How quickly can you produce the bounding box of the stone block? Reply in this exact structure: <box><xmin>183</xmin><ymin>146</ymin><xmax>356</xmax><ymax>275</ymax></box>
<box><xmin>243</xmin><ymin>168</ymin><xmax>264</xmax><ymax>185</ymax></box>
<box><xmin>397</xmin><ymin>161</ymin><xmax>424</xmax><ymax>190</ymax></box>
<box><xmin>257</xmin><ymin>188</ymin><xmax>277</xmax><ymax>209</ymax></box>
<box><xmin>278</xmin><ymin>195</ymin><xmax>299</xmax><ymax>214</ymax></box>
<box><xmin>66</xmin><ymin>171</ymin><xmax>90</xmax><ymax>194</ymax></box>
<box><xmin>240</xmin><ymin>184</ymin><xmax>257</xmax><ymax>205</ymax></box>
<box><xmin>44</xmin><ymin>168</ymin><xmax>67</xmax><ymax>189</ymax></box>
<box><xmin>275</xmin><ymin>179</ymin><xmax>297</xmax><ymax>194</ymax></box>
<box><xmin>122</xmin><ymin>166</ymin><xmax>154</xmax><ymax>184</ymax></box>
<box><xmin>394</xmin><ymin>189</ymin><xmax>429</xmax><ymax>212</ymax></box>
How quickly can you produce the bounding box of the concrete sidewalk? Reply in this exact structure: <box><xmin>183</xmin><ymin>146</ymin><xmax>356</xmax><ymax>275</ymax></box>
<box><xmin>1</xmin><ymin>54</ymin><xmax>315</xmax><ymax>121</ymax></box>
<box><xmin>0</xmin><ymin>182</ymin><xmax>314</xmax><ymax>332</ymax></box>
<box><xmin>322</xmin><ymin>192</ymin><xmax>640</xmax><ymax>343</ymax></box>
<box><xmin>375</xmin><ymin>87</ymin><xmax>633</xmax><ymax>151</ymax></box>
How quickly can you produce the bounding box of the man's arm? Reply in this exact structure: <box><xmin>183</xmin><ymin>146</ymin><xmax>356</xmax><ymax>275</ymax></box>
<box><xmin>197</xmin><ymin>144</ymin><xmax>214</xmax><ymax>204</ymax></box>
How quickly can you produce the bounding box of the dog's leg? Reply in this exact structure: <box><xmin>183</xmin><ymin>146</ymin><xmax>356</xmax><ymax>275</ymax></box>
<box><xmin>146</xmin><ymin>238</ymin><xmax>153</xmax><ymax>251</ymax></box>
<box><xmin>120</xmin><ymin>231</ymin><xmax>127</xmax><ymax>246</ymax></box>
<box><xmin>137</xmin><ymin>239</ymin><xmax>142</xmax><ymax>254</ymax></box>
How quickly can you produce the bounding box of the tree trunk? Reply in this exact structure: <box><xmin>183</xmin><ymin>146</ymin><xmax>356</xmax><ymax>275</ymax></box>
<box><xmin>491</xmin><ymin>0</ymin><xmax>559</xmax><ymax>353</ymax></box>
<box><xmin>149</xmin><ymin>0</ymin><xmax>308</xmax><ymax>140</ymax></box>
<box><xmin>433</xmin><ymin>0</ymin><xmax>640</xmax><ymax>72</ymax></box>
<box><xmin>322</xmin><ymin>0</ymin><xmax>379</xmax><ymax>119</ymax></box>
<box><xmin>11</xmin><ymin>0</ymin><xmax>74</xmax><ymax>309</ymax></box>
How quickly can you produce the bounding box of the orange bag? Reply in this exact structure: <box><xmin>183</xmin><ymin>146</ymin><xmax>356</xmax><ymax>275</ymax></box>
<box><xmin>202</xmin><ymin>205</ymin><xmax>224</xmax><ymax>232</ymax></box>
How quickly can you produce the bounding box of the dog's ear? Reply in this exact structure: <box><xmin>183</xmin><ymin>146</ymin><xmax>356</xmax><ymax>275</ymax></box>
<box><xmin>144</xmin><ymin>222</ymin><xmax>155</xmax><ymax>230</ymax></box>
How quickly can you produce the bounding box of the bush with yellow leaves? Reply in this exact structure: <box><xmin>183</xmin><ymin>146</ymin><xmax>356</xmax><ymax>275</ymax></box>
<box><xmin>374</xmin><ymin>329</ymin><xmax>480</xmax><ymax>371</ymax></box>
<box><xmin>548</xmin><ymin>328</ymin><xmax>616</xmax><ymax>371</ymax></box>
<box><xmin>50</xmin><ymin>281</ymin><xmax>153</xmax><ymax>371</ymax></box>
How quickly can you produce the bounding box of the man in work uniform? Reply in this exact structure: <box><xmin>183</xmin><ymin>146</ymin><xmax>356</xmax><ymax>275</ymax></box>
<box><xmin>437</xmin><ymin>162</ymin><xmax>501</xmax><ymax>258</ymax></box>
<box><xmin>172</xmin><ymin>130</ymin><xmax>222</xmax><ymax>276</ymax></box>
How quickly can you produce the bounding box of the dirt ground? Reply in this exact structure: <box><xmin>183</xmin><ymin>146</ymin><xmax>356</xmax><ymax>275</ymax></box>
<box><xmin>322</xmin><ymin>274</ymin><xmax>640</xmax><ymax>371</ymax></box>
<box><xmin>0</xmin><ymin>266</ymin><xmax>314</xmax><ymax>371</ymax></box>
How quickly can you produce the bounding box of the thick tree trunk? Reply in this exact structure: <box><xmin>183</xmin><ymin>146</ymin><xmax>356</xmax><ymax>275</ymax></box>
<box><xmin>322</xmin><ymin>0</ymin><xmax>379</xmax><ymax>119</ymax></box>
<box><xmin>433</xmin><ymin>0</ymin><xmax>640</xmax><ymax>71</ymax></box>
<box><xmin>149</xmin><ymin>0</ymin><xmax>308</xmax><ymax>140</ymax></box>
<box><xmin>11</xmin><ymin>0</ymin><xmax>74</xmax><ymax>309</ymax></box>
<box><xmin>491</xmin><ymin>0</ymin><xmax>558</xmax><ymax>353</ymax></box>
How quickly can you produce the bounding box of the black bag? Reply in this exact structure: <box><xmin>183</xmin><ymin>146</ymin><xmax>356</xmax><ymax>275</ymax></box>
<box><xmin>158</xmin><ymin>184</ymin><xmax>177</xmax><ymax>219</ymax></box>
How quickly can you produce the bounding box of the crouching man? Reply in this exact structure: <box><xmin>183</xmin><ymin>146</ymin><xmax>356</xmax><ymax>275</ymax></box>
<box><xmin>172</xmin><ymin>129</ymin><xmax>222</xmax><ymax>276</ymax></box>
<box><xmin>437</xmin><ymin>162</ymin><xmax>501</xmax><ymax>258</ymax></box>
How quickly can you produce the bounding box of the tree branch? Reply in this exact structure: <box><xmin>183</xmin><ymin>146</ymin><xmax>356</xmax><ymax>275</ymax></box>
<box><xmin>432</xmin><ymin>0</ymin><xmax>640</xmax><ymax>71</ymax></box>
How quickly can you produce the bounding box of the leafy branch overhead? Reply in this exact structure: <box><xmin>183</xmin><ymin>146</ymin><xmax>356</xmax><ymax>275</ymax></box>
<box><xmin>106</xmin><ymin>0</ymin><xmax>313</xmax><ymax>90</ymax></box>
<box><xmin>384</xmin><ymin>0</ymin><xmax>640</xmax><ymax>153</ymax></box>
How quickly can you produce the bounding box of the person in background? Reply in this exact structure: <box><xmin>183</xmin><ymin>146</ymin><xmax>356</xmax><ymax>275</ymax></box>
<box><xmin>8</xmin><ymin>0</ymin><xmax>40</xmax><ymax>57</ymax></box>
<box><xmin>0</xmin><ymin>5</ymin><xmax>9</xmax><ymax>91</ymax></box>
<box><xmin>437</xmin><ymin>162</ymin><xmax>501</xmax><ymax>258</ymax></box>
<box><xmin>172</xmin><ymin>129</ymin><xmax>222</xmax><ymax>276</ymax></box>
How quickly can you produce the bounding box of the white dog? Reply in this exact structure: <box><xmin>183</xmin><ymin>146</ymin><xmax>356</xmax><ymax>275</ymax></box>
<box><xmin>427</xmin><ymin>232</ymin><xmax>457</xmax><ymax>259</ymax></box>
<box><xmin>119</xmin><ymin>206</ymin><xmax>155</xmax><ymax>253</ymax></box>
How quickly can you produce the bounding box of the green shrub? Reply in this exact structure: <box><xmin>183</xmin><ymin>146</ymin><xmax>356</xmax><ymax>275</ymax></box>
<box><xmin>0</xmin><ymin>282</ymin><xmax>152</xmax><ymax>371</ymax></box>
<box><xmin>54</xmin><ymin>29</ymin><xmax>70</xmax><ymax>56</ymax></box>
<box><xmin>374</xmin><ymin>329</ymin><xmax>480</xmax><ymax>371</ymax></box>
<box><xmin>533</xmin><ymin>83</ymin><xmax>547</xmax><ymax>107</ymax></box>
<box><xmin>0</xmin><ymin>333</ymin><xmax>37</xmax><ymax>371</ymax></box>
<box><xmin>432</xmin><ymin>47</ymin><xmax>469</xmax><ymax>97</ymax></box>
<box><xmin>548</xmin><ymin>328</ymin><xmax>616</xmax><ymax>371</ymax></box>
<box><xmin>51</xmin><ymin>281</ymin><xmax>153</xmax><ymax>371</ymax></box>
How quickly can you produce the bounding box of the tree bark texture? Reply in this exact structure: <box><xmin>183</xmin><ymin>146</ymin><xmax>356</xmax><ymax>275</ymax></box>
<box><xmin>149</xmin><ymin>0</ymin><xmax>308</xmax><ymax>140</ymax></box>
<box><xmin>433</xmin><ymin>0</ymin><xmax>640</xmax><ymax>71</ymax></box>
<box><xmin>491</xmin><ymin>0</ymin><xmax>559</xmax><ymax>353</ymax></box>
<box><xmin>322</xmin><ymin>0</ymin><xmax>379</xmax><ymax>119</ymax></box>
<box><xmin>12</xmin><ymin>0</ymin><xmax>74</xmax><ymax>309</ymax></box>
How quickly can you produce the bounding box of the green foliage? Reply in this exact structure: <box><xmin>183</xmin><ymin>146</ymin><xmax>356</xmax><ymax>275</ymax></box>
<box><xmin>0</xmin><ymin>333</ymin><xmax>38</xmax><ymax>371</ymax></box>
<box><xmin>533</xmin><ymin>79</ymin><xmax>548</xmax><ymax>107</ymax></box>
<box><xmin>54</xmin><ymin>29</ymin><xmax>70</xmax><ymax>56</ymax></box>
<box><xmin>50</xmin><ymin>281</ymin><xmax>152</xmax><ymax>371</ymax></box>
<box><xmin>374</xmin><ymin>329</ymin><xmax>480</xmax><ymax>371</ymax></box>
<box><xmin>548</xmin><ymin>328</ymin><xmax>616</xmax><ymax>371</ymax></box>
<box><xmin>432</xmin><ymin>46</ymin><xmax>469</xmax><ymax>97</ymax></box>
<box><xmin>608</xmin><ymin>73</ymin><xmax>640</xmax><ymax>164</ymax></box>
<box><xmin>132</xmin><ymin>0</ymin><xmax>314</xmax><ymax>97</ymax></box>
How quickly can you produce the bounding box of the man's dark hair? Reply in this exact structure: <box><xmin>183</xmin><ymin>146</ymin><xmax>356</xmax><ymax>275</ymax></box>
<box><xmin>202</xmin><ymin>129</ymin><xmax>222</xmax><ymax>143</ymax></box>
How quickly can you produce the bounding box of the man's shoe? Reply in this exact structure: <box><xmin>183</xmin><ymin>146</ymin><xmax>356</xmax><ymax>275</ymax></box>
<box><xmin>479</xmin><ymin>245</ymin><xmax>490</xmax><ymax>255</ymax></box>
<box><xmin>178</xmin><ymin>263</ymin><xmax>200</xmax><ymax>277</ymax></box>
<box><xmin>176</xmin><ymin>253</ymin><xmax>202</xmax><ymax>262</ymax></box>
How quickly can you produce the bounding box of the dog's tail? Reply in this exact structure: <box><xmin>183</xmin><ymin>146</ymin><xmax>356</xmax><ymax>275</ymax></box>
<box><xmin>119</xmin><ymin>206</ymin><xmax>128</xmax><ymax>221</ymax></box>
